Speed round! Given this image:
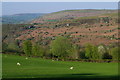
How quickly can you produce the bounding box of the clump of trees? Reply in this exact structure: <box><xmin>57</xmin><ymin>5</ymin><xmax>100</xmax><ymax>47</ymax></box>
<box><xmin>32</xmin><ymin>43</ymin><xmax>45</xmax><ymax>57</ymax></box>
<box><xmin>50</xmin><ymin>36</ymin><xmax>72</xmax><ymax>58</ymax></box>
<box><xmin>50</xmin><ymin>36</ymin><xmax>79</xmax><ymax>60</ymax></box>
<box><xmin>85</xmin><ymin>44</ymin><xmax>116</xmax><ymax>60</ymax></box>
<box><xmin>50</xmin><ymin>36</ymin><xmax>72</xmax><ymax>59</ymax></box>
<box><xmin>3</xmin><ymin>35</ymin><xmax>119</xmax><ymax>62</ymax></box>
<box><xmin>22</xmin><ymin>40</ymin><xmax>46</xmax><ymax>57</ymax></box>
<box><xmin>2</xmin><ymin>40</ymin><xmax>21</xmax><ymax>53</ymax></box>
<box><xmin>85</xmin><ymin>44</ymin><xmax>100</xmax><ymax>60</ymax></box>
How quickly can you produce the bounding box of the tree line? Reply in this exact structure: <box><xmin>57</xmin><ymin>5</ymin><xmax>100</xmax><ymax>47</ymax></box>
<box><xmin>21</xmin><ymin>36</ymin><xmax>119</xmax><ymax>61</ymax></box>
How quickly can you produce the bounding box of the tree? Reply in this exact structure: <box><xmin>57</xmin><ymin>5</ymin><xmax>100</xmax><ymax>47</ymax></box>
<box><xmin>22</xmin><ymin>40</ymin><xmax>32</xmax><ymax>56</ymax></box>
<box><xmin>98</xmin><ymin>45</ymin><xmax>112</xmax><ymax>59</ymax></box>
<box><xmin>32</xmin><ymin>43</ymin><xmax>39</xmax><ymax>56</ymax></box>
<box><xmin>50</xmin><ymin>36</ymin><xmax>72</xmax><ymax>59</ymax></box>
<box><xmin>85</xmin><ymin>43</ymin><xmax>93</xmax><ymax>59</ymax></box>
<box><xmin>32</xmin><ymin>43</ymin><xmax>44</xmax><ymax>57</ymax></box>
<box><xmin>2</xmin><ymin>42</ymin><xmax>8</xmax><ymax>52</ymax></box>
<box><xmin>98</xmin><ymin>45</ymin><xmax>107</xmax><ymax>59</ymax></box>
<box><xmin>92</xmin><ymin>45</ymin><xmax>99</xmax><ymax>60</ymax></box>
<box><xmin>43</xmin><ymin>46</ymin><xmax>51</xmax><ymax>58</ymax></box>
<box><xmin>79</xmin><ymin>49</ymin><xmax>86</xmax><ymax>59</ymax></box>
<box><xmin>110</xmin><ymin>47</ymin><xmax>119</xmax><ymax>60</ymax></box>
<box><xmin>68</xmin><ymin>45</ymin><xmax>79</xmax><ymax>59</ymax></box>
<box><xmin>7</xmin><ymin>42</ymin><xmax>19</xmax><ymax>52</ymax></box>
<box><xmin>85</xmin><ymin>43</ymin><xmax>100</xmax><ymax>60</ymax></box>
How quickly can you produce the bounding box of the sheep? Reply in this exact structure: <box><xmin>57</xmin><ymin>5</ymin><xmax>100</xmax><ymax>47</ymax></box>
<box><xmin>25</xmin><ymin>57</ymin><xmax>28</xmax><ymax>59</ymax></box>
<box><xmin>17</xmin><ymin>62</ymin><xmax>21</xmax><ymax>66</ymax></box>
<box><xmin>70</xmin><ymin>67</ymin><xmax>73</xmax><ymax>69</ymax></box>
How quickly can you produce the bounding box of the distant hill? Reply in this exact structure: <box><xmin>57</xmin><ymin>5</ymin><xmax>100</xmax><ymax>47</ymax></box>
<box><xmin>2</xmin><ymin>9</ymin><xmax>119</xmax><ymax>47</ymax></box>
<box><xmin>31</xmin><ymin>9</ymin><xmax>117</xmax><ymax>25</ymax></box>
<box><xmin>1</xmin><ymin>13</ymin><xmax>46</xmax><ymax>24</ymax></box>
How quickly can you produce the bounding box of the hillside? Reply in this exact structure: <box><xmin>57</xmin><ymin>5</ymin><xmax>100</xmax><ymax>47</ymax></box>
<box><xmin>31</xmin><ymin>9</ymin><xmax>117</xmax><ymax>25</ymax></box>
<box><xmin>1</xmin><ymin>13</ymin><xmax>45</xmax><ymax>24</ymax></box>
<box><xmin>2</xmin><ymin>9</ymin><xmax>119</xmax><ymax>47</ymax></box>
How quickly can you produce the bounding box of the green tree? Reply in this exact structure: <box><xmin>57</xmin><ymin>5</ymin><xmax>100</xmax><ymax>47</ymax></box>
<box><xmin>85</xmin><ymin>43</ymin><xmax>93</xmax><ymax>59</ymax></box>
<box><xmin>68</xmin><ymin>45</ymin><xmax>79</xmax><ymax>59</ymax></box>
<box><xmin>50</xmin><ymin>36</ymin><xmax>72</xmax><ymax>59</ymax></box>
<box><xmin>23</xmin><ymin>40</ymin><xmax>32</xmax><ymax>56</ymax></box>
<box><xmin>7</xmin><ymin>42</ymin><xmax>19</xmax><ymax>52</ymax></box>
<box><xmin>85</xmin><ymin>43</ymin><xmax>100</xmax><ymax>60</ymax></box>
<box><xmin>2</xmin><ymin>42</ymin><xmax>8</xmax><ymax>52</ymax></box>
<box><xmin>43</xmin><ymin>46</ymin><xmax>51</xmax><ymax>57</ymax></box>
<box><xmin>92</xmin><ymin>45</ymin><xmax>99</xmax><ymax>60</ymax></box>
<box><xmin>32</xmin><ymin>43</ymin><xmax>39</xmax><ymax>56</ymax></box>
<box><xmin>32</xmin><ymin>43</ymin><xmax>44</xmax><ymax>57</ymax></box>
<box><xmin>110</xmin><ymin>47</ymin><xmax>119</xmax><ymax>60</ymax></box>
<box><xmin>79</xmin><ymin>49</ymin><xmax>86</xmax><ymax>59</ymax></box>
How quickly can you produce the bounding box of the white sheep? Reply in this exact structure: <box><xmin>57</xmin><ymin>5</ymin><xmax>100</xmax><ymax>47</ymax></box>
<box><xmin>17</xmin><ymin>62</ymin><xmax>21</xmax><ymax>66</ymax></box>
<box><xmin>70</xmin><ymin>67</ymin><xmax>73</xmax><ymax>70</ymax></box>
<box><xmin>25</xmin><ymin>57</ymin><xmax>28</xmax><ymax>59</ymax></box>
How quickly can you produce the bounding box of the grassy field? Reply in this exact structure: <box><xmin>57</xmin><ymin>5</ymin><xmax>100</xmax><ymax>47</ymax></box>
<box><xmin>2</xmin><ymin>54</ymin><xmax>118</xmax><ymax>80</ymax></box>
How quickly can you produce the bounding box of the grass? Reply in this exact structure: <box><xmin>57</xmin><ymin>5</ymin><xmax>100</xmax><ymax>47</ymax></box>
<box><xmin>2</xmin><ymin>54</ymin><xmax>118</xmax><ymax>80</ymax></box>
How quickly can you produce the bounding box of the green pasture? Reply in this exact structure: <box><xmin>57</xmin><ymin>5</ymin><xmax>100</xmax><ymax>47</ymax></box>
<box><xmin>2</xmin><ymin>54</ymin><xmax>118</xmax><ymax>79</ymax></box>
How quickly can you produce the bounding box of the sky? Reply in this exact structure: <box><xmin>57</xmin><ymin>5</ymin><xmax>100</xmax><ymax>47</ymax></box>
<box><xmin>1</xmin><ymin>0</ymin><xmax>119</xmax><ymax>2</ymax></box>
<box><xmin>2</xmin><ymin>2</ymin><xmax>118</xmax><ymax>15</ymax></box>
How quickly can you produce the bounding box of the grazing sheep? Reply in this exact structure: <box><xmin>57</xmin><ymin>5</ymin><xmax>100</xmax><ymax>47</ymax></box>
<box><xmin>17</xmin><ymin>63</ymin><xmax>21</xmax><ymax>66</ymax></box>
<box><xmin>70</xmin><ymin>67</ymin><xmax>73</xmax><ymax>70</ymax></box>
<box><xmin>67</xmin><ymin>24</ymin><xmax>70</xmax><ymax>26</ymax></box>
<box><xmin>25</xmin><ymin>57</ymin><xmax>28</xmax><ymax>59</ymax></box>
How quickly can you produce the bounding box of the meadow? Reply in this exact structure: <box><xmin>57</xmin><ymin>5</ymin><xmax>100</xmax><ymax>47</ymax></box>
<box><xmin>2</xmin><ymin>54</ymin><xmax>118</xmax><ymax>80</ymax></box>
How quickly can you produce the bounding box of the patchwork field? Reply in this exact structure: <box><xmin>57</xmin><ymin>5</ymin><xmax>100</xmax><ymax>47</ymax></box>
<box><xmin>2</xmin><ymin>54</ymin><xmax>118</xmax><ymax>80</ymax></box>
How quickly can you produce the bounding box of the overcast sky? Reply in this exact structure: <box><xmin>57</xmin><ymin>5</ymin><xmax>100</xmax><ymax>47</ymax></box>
<box><xmin>2</xmin><ymin>2</ymin><xmax>118</xmax><ymax>15</ymax></box>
